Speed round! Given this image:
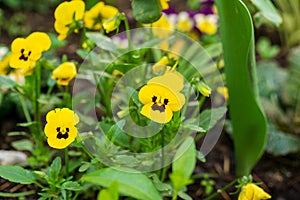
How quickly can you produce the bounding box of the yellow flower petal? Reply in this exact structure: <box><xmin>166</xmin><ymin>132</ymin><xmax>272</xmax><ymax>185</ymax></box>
<box><xmin>100</xmin><ymin>5</ymin><xmax>119</xmax><ymax>19</ymax></box>
<box><xmin>217</xmin><ymin>86</ymin><xmax>228</xmax><ymax>100</ymax></box>
<box><xmin>11</xmin><ymin>38</ymin><xmax>26</xmax><ymax>54</ymax></box>
<box><xmin>52</xmin><ymin>62</ymin><xmax>77</xmax><ymax>86</ymax></box>
<box><xmin>238</xmin><ymin>183</ymin><xmax>271</xmax><ymax>200</ymax></box>
<box><xmin>152</xmin><ymin>56</ymin><xmax>169</xmax><ymax>74</ymax></box>
<box><xmin>140</xmin><ymin>103</ymin><xmax>173</xmax><ymax>123</ymax></box>
<box><xmin>54</xmin><ymin>0</ymin><xmax>85</xmax><ymax>38</ymax></box>
<box><xmin>26</xmin><ymin>32</ymin><xmax>51</xmax><ymax>52</ymax></box>
<box><xmin>0</xmin><ymin>54</ymin><xmax>11</xmax><ymax>75</ymax></box>
<box><xmin>103</xmin><ymin>18</ymin><xmax>118</xmax><ymax>33</ymax></box>
<box><xmin>148</xmin><ymin>70</ymin><xmax>184</xmax><ymax>92</ymax></box>
<box><xmin>160</xmin><ymin>0</ymin><xmax>170</xmax><ymax>10</ymax></box>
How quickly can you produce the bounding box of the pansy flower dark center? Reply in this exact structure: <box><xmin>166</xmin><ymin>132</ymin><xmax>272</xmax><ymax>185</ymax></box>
<box><xmin>56</xmin><ymin>127</ymin><xmax>69</xmax><ymax>139</ymax></box>
<box><xmin>151</xmin><ymin>95</ymin><xmax>169</xmax><ymax>113</ymax></box>
<box><xmin>19</xmin><ymin>49</ymin><xmax>32</xmax><ymax>61</ymax></box>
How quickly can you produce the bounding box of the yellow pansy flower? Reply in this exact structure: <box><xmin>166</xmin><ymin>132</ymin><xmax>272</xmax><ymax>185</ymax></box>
<box><xmin>176</xmin><ymin>12</ymin><xmax>194</xmax><ymax>32</ymax></box>
<box><xmin>52</xmin><ymin>62</ymin><xmax>77</xmax><ymax>86</ymax></box>
<box><xmin>139</xmin><ymin>70</ymin><xmax>185</xmax><ymax>123</ymax></box>
<box><xmin>0</xmin><ymin>54</ymin><xmax>11</xmax><ymax>75</ymax></box>
<box><xmin>238</xmin><ymin>183</ymin><xmax>271</xmax><ymax>200</ymax></box>
<box><xmin>44</xmin><ymin>108</ymin><xmax>79</xmax><ymax>149</ymax></box>
<box><xmin>217</xmin><ymin>86</ymin><xmax>228</xmax><ymax>100</ymax></box>
<box><xmin>84</xmin><ymin>1</ymin><xmax>119</xmax><ymax>32</ymax></box>
<box><xmin>54</xmin><ymin>0</ymin><xmax>85</xmax><ymax>40</ymax></box>
<box><xmin>160</xmin><ymin>0</ymin><xmax>170</xmax><ymax>10</ymax></box>
<box><xmin>194</xmin><ymin>14</ymin><xmax>218</xmax><ymax>35</ymax></box>
<box><xmin>9</xmin><ymin>32</ymin><xmax>51</xmax><ymax>72</ymax></box>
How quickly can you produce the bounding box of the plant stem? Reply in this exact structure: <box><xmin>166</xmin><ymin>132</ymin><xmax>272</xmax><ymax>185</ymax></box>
<box><xmin>65</xmin><ymin>147</ymin><xmax>69</xmax><ymax>200</ymax></box>
<box><xmin>19</xmin><ymin>94</ymin><xmax>32</xmax><ymax>123</ymax></box>
<box><xmin>0</xmin><ymin>190</ymin><xmax>35</xmax><ymax>198</ymax></box>
<box><xmin>159</xmin><ymin>132</ymin><xmax>166</xmax><ymax>181</ymax></box>
<box><xmin>34</xmin><ymin>63</ymin><xmax>43</xmax><ymax>148</ymax></box>
<box><xmin>203</xmin><ymin>179</ymin><xmax>237</xmax><ymax>200</ymax></box>
<box><xmin>123</xmin><ymin>13</ymin><xmax>132</xmax><ymax>51</ymax></box>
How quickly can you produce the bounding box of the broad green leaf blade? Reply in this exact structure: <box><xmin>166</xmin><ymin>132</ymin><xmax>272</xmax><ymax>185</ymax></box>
<box><xmin>216</xmin><ymin>0</ymin><xmax>267</xmax><ymax>176</ymax></box>
<box><xmin>86</xmin><ymin>32</ymin><xmax>119</xmax><ymax>54</ymax></box>
<box><xmin>170</xmin><ymin>137</ymin><xmax>196</xmax><ymax>191</ymax></box>
<box><xmin>132</xmin><ymin>0</ymin><xmax>162</xmax><ymax>23</ymax></box>
<box><xmin>199</xmin><ymin>106</ymin><xmax>227</xmax><ymax>131</ymax></box>
<box><xmin>61</xmin><ymin>181</ymin><xmax>81</xmax><ymax>191</ymax></box>
<box><xmin>0</xmin><ymin>75</ymin><xmax>16</xmax><ymax>88</ymax></box>
<box><xmin>81</xmin><ymin>168</ymin><xmax>162</xmax><ymax>200</ymax></box>
<box><xmin>172</xmin><ymin>137</ymin><xmax>196</xmax><ymax>178</ymax></box>
<box><xmin>251</xmin><ymin>0</ymin><xmax>282</xmax><ymax>26</ymax></box>
<box><xmin>0</xmin><ymin>166</ymin><xmax>36</xmax><ymax>184</ymax></box>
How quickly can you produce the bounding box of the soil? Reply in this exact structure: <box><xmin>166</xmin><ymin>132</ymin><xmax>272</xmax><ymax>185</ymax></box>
<box><xmin>1</xmin><ymin>3</ymin><xmax>300</xmax><ymax>200</ymax></box>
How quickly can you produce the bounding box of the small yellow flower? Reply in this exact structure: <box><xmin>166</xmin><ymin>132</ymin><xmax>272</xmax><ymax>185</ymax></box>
<box><xmin>54</xmin><ymin>0</ymin><xmax>85</xmax><ymax>40</ymax></box>
<box><xmin>9</xmin><ymin>32</ymin><xmax>51</xmax><ymax>72</ymax></box>
<box><xmin>217</xmin><ymin>86</ymin><xmax>228</xmax><ymax>100</ymax></box>
<box><xmin>160</xmin><ymin>0</ymin><xmax>170</xmax><ymax>10</ymax></box>
<box><xmin>44</xmin><ymin>108</ymin><xmax>79</xmax><ymax>149</ymax></box>
<box><xmin>84</xmin><ymin>1</ymin><xmax>119</xmax><ymax>32</ymax></box>
<box><xmin>238</xmin><ymin>183</ymin><xmax>271</xmax><ymax>200</ymax></box>
<box><xmin>52</xmin><ymin>62</ymin><xmax>77</xmax><ymax>86</ymax></box>
<box><xmin>139</xmin><ymin>70</ymin><xmax>185</xmax><ymax>123</ymax></box>
<box><xmin>0</xmin><ymin>54</ymin><xmax>11</xmax><ymax>75</ymax></box>
<box><xmin>176</xmin><ymin>12</ymin><xmax>194</xmax><ymax>32</ymax></box>
<box><xmin>194</xmin><ymin>14</ymin><xmax>218</xmax><ymax>35</ymax></box>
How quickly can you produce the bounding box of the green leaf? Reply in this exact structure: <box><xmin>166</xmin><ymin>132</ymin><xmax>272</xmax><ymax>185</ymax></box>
<box><xmin>61</xmin><ymin>181</ymin><xmax>81</xmax><ymax>191</ymax></box>
<box><xmin>49</xmin><ymin>157</ymin><xmax>61</xmax><ymax>182</ymax></box>
<box><xmin>251</xmin><ymin>0</ymin><xmax>282</xmax><ymax>26</ymax></box>
<box><xmin>187</xmin><ymin>0</ymin><xmax>201</xmax><ymax>10</ymax></box>
<box><xmin>216</xmin><ymin>0</ymin><xmax>268</xmax><ymax>176</ymax></box>
<box><xmin>0</xmin><ymin>75</ymin><xmax>16</xmax><ymax>88</ymax></box>
<box><xmin>266</xmin><ymin>123</ymin><xmax>300</xmax><ymax>156</ymax></box>
<box><xmin>132</xmin><ymin>0</ymin><xmax>162</xmax><ymax>23</ymax></box>
<box><xmin>81</xmin><ymin>168</ymin><xmax>162</xmax><ymax>200</ymax></box>
<box><xmin>11</xmin><ymin>139</ymin><xmax>34</xmax><ymax>152</ymax></box>
<box><xmin>0</xmin><ymin>166</ymin><xmax>36</xmax><ymax>184</ymax></box>
<box><xmin>172</xmin><ymin>137</ymin><xmax>196</xmax><ymax>178</ymax></box>
<box><xmin>97</xmin><ymin>181</ymin><xmax>119</xmax><ymax>200</ymax></box>
<box><xmin>86</xmin><ymin>32</ymin><xmax>119</xmax><ymax>53</ymax></box>
<box><xmin>170</xmin><ymin>137</ymin><xmax>196</xmax><ymax>191</ymax></box>
<box><xmin>256</xmin><ymin>37</ymin><xmax>280</xmax><ymax>59</ymax></box>
<box><xmin>199</xmin><ymin>106</ymin><xmax>227</xmax><ymax>131</ymax></box>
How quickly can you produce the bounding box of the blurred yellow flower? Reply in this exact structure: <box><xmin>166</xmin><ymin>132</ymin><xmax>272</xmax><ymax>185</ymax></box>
<box><xmin>52</xmin><ymin>62</ymin><xmax>77</xmax><ymax>86</ymax></box>
<box><xmin>152</xmin><ymin>56</ymin><xmax>169</xmax><ymax>74</ymax></box>
<box><xmin>54</xmin><ymin>0</ymin><xmax>85</xmax><ymax>40</ymax></box>
<box><xmin>139</xmin><ymin>70</ymin><xmax>185</xmax><ymax>123</ymax></box>
<box><xmin>238</xmin><ymin>183</ymin><xmax>271</xmax><ymax>200</ymax></box>
<box><xmin>176</xmin><ymin>12</ymin><xmax>194</xmax><ymax>32</ymax></box>
<box><xmin>84</xmin><ymin>1</ymin><xmax>119</xmax><ymax>32</ymax></box>
<box><xmin>194</xmin><ymin>14</ymin><xmax>218</xmax><ymax>35</ymax></box>
<box><xmin>160</xmin><ymin>0</ymin><xmax>170</xmax><ymax>10</ymax></box>
<box><xmin>217</xmin><ymin>86</ymin><xmax>228</xmax><ymax>100</ymax></box>
<box><xmin>0</xmin><ymin>54</ymin><xmax>11</xmax><ymax>75</ymax></box>
<box><xmin>9</xmin><ymin>32</ymin><xmax>51</xmax><ymax>72</ymax></box>
<box><xmin>44</xmin><ymin>108</ymin><xmax>79</xmax><ymax>149</ymax></box>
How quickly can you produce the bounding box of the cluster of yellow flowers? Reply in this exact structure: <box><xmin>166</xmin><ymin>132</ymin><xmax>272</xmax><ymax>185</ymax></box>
<box><xmin>54</xmin><ymin>0</ymin><xmax>120</xmax><ymax>40</ymax></box>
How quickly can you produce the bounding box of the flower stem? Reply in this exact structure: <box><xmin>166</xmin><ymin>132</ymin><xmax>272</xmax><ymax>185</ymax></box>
<box><xmin>159</xmin><ymin>132</ymin><xmax>165</xmax><ymax>181</ymax></box>
<box><xmin>203</xmin><ymin>179</ymin><xmax>237</xmax><ymax>200</ymax></box>
<box><xmin>18</xmin><ymin>94</ymin><xmax>32</xmax><ymax>123</ymax></box>
<box><xmin>122</xmin><ymin>13</ymin><xmax>132</xmax><ymax>51</ymax></box>
<box><xmin>65</xmin><ymin>147</ymin><xmax>69</xmax><ymax>200</ymax></box>
<box><xmin>34</xmin><ymin>63</ymin><xmax>43</xmax><ymax>148</ymax></box>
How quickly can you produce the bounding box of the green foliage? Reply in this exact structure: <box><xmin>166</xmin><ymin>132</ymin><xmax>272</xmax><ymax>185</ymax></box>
<box><xmin>132</xmin><ymin>0</ymin><xmax>162</xmax><ymax>23</ymax></box>
<box><xmin>0</xmin><ymin>75</ymin><xmax>16</xmax><ymax>88</ymax></box>
<box><xmin>256</xmin><ymin>37</ymin><xmax>280</xmax><ymax>59</ymax></box>
<box><xmin>198</xmin><ymin>106</ymin><xmax>227</xmax><ymax>131</ymax></box>
<box><xmin>97</xmin><ymin>181</ymin><xmax>119</xmax><ymax>200</ymax></box>
<box><xmin>0</xmin><ymin>166</ymin><xmax>36</xmax><ymax>184</ymax></box>
<box><xmin>251</xmin><ymin>0</ymin><xmax>282</xmax><ymax>26</ymax></box>
<box><xmin>82</xmin><ymin>168</ymin><xmax>163</xmax><ymax>200</ymax></box>
<box><xmin>170</xmin><ymin>137</ymin><xmax>196</xmax><ymax>198</ymax></box>
<box><xmin>216</xmin><ymin>0</ymin><xmax>267</xmax><ymax>176</ymax></box>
